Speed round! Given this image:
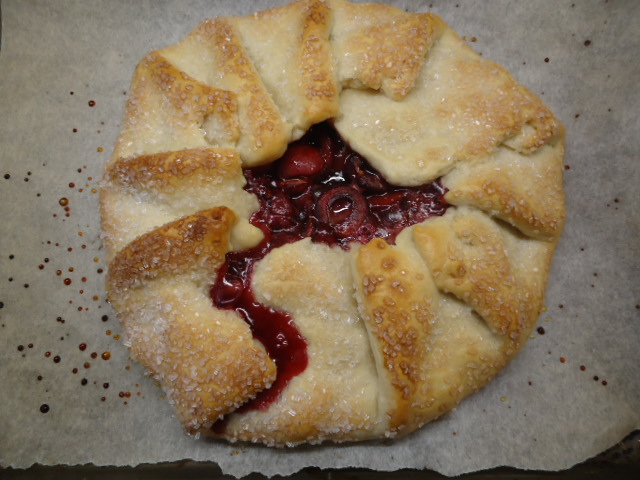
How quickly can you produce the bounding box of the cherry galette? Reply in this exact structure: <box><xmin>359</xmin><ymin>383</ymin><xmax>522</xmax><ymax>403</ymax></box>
<box><xmin>101</xmin><ymin>0</ymin><xmax>565</xmax><ymax>445</ymax></box>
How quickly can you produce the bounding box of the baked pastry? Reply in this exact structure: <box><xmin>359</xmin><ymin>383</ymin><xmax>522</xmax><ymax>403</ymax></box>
<box><xmin>100</xmin><ymin>0</ymin><xmax>565</xmax><ymax>445</ymax></box>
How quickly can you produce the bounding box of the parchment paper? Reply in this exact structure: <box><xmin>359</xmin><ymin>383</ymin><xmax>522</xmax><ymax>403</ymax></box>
<box><xmin>1</xmin><ymin>0</ymin><xmax>638</xmax><ymax>477</ymax></box>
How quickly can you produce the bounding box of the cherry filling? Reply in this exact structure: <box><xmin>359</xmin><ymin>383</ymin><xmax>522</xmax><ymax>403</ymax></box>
<box><xmin>209</xmin><ymin>122</ymin><xmax>448</xmax><ymax>424</ymax></box>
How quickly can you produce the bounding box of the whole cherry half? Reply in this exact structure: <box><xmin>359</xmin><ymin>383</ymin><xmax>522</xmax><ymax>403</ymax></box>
<box><xmin>315</xmin><ymin>186</ymin><xmax>366</xmax><ymax>237</ymax></box>
<box><xmin>277</xmin><ymin>144</ymin><xmax>326</xmax><ymax>179</ymax></box>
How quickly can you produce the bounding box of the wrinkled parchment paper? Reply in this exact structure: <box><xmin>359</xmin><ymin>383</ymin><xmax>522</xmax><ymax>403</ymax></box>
<box><xmin>1</xmin><ymin>0</ymin><xmax>638</xmax><ymax>477</ymax></box>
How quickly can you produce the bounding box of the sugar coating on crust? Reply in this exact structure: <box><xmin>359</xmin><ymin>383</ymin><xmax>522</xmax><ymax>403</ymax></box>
<box><xmin>334</xmin><ymin>24</ymin><xmax>562</xmax><ymax>187</ymax></box>
<box><xmin>228</xmin><ymin>0</ymin><xmax>339</xmax><ymax>139</ymax></box>
<box><xmin>161</xmin><ymin>18</ymin><xmax>292</xmax><ymax>166</ymax></box>
<box><xmin>122</xmin><ymin>281</ymin><xmax>277</xmax><ymax>433</ymax></box>
<box><xmin>101</xmin><ymin>0</ymin><xmax>565</xmax><ymax>445</ymax></box>
<box><xmin>107</xmin><ymin>208</ymin><xmax>236</xmax><ymax>293</ymax></box>
<box><xmin>330</xmin><ymin>0</ymin><xmax>438</xmax><ymax>100</ymax></box>
<box><xmin>351</xmin><ymin>226</ymin><xmax>515</xmax><ymax>436</ymax></box>
<box><xmin>414</xmin><ymin>207</ymin><xmax>553</xmax><ymax>351</ymax></box>
<box><xmin>443</xmin><ymin>143</ymin><xmax>566</xmax><ymax>240</ymax></box>
<box><xmin>354</xmin><ymin>235</ymin><xmax>438</xmax><ymax>434</ymax></box>
<box><xmin>112</xmin><ymin>53</ymin><xmax>240</xmax><ymax>161</ymax></box>
<box><xmin>106</xmin><ymin>208</ymin><xmax>277</xmax><ymax>431</ymax></box>
<box><xmin>101</xmin><ymin>148</ymin><xmax>262</xmax><ymax>261</ymax></box>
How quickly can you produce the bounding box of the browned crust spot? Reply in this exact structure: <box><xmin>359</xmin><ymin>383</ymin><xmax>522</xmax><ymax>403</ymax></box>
<box><xmin>144</xmin><ymin>52</ymin><xmax>240</xmax><ymax>140</ymax></box>
<box><xmin>107</xmin><ymin>207</ymin><xmax>236</xmax><ymax>294</ymax></box>
<box><xmin>104</xmin><ymin>147</ymin><xmax>241</xmax><ymax>192</ymax></box>
<box><xmin>359</xmin><ymin>13</ymin><xmax>438</xmax><ymax>100</ymax></box>
<box><xmin>299</xmin><ymin>0</ymin><xmax>340</xmax><ymax>120</ymax></box>
<box><xmin>355</xmin><ymin>238</ymin><xmax>436</xmax><ymax>433</ymax></box>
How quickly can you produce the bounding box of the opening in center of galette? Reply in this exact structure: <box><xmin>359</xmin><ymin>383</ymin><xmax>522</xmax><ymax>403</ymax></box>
<box><xmin>210</xmin><ymin>121</ymin><xmax>449</xmax><ymax>421</ymax></box>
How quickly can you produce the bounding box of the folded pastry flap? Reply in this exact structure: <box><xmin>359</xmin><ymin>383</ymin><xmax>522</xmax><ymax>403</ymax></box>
<box><xmin>352</xmin><ymin>236</ymin><xmax>436</xmax><ymax>434</ymax></box>
<box><xmin>105</xmin><ymin>147</ymin><xmax>241</xmax><ymax>192</ymax></box>
<box><xmin>334</xmin><ymin>22</ymin><xmax>561</xmax><ymax>187</ymax></box>
<box><xmin>111</xmin><ymin>53</ymin><xmax>240</xmax><ymax>161</ymax></box>
<box><xmin>222</xmin><ymin>239</ymin><xmax>379</xmax><ymax>445</ymax></box>
<box><xmin>443</xmin><ymin>142</ymin><xmax>566</xmax><ymax>240</ymax></box>
<box><xmin>228</xmin><ymin>0</ymin><xmax>339</xmax><ymax>138</ymax></box>
<box><xmin>106</xmin><ymin>207</ymin><xmax>236</xmax><ymax>294</ymax></box>
<box><xmin>418</xmin><ymin>292</ymin><xmax>509</xmax><ymax>417</ymax></box>
<box><xmin>120</xmin><ymin>282</ymin><xmax>276</xmax><ymax>433</ymax></box>
<box><xmin>413</xmin><ymin>208</ymin><xmax>553</xmax><ymax>350</ymax></box>
<box><xmin>107</xmin><ymin>207</ymin><xmax>277</xmax><ymax>431</ymax></box>
<box><xmin>330</xmin><ymin>0</ymin><xmax>441</xmax><ymax>100</ymax></box>
<box><xmin>354</xmin><ymin>230</ymin><xmax>524</xmax><ymax>436</ymax></box>
<box><xmin>120</xmin><ymin>281</ymin><xmax>277</xmax><ymax>433</ymax></box>
<box><xmin>101</xmin><ymin>149</ymin><xmax>261</xmax><ymax>260</ymax></box>
<box><xmin>161</xmin><ymin>18</ymin><xmax>292</xmax><ymax>166</ymax></box>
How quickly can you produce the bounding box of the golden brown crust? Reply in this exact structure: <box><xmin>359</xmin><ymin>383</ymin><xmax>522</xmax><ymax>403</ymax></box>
<box><xmin>111</xmin><ymin>53</ymin><xmax>240</xmax><ymax>162</ymax></box>
<box><xmin>107</xmin><ymin>207</ymin><xmax>236</xmax><ymax>294</ymax></box>
<box><xmin>190</xmin><ymin>17</ymin><xmax>292</xmax><ymax>165</ymax></box>
<box><xmin>331</xmin><ymin>0</ymin><xmax>440</xmax><ymax>100</ymax></box>
<box><xmin>352</xmin><ymin>228</ymin><xmax>531</xmax><ymax>436</ymax></box>
<box><xmin>144</xmin><ymin>54</ymin><xmax>240</xmax><ymax>143</ymax></box>
<box><xmin>106</xmin><ymin>208</ymin><xmax>277</xmax><ymax>432</ymax></box>
<box><xmin>105</xmin><ymin>147</ymin><xmax>240</xmax><ymax>192</ymax></box>
<box><xmin>161</xmin><ymin>307</ymin><xmax>277</xmax><ymax>433</ymax></box>
<box><xmin>333</xmin><ymin>24</ymin><xmax>564</xmax><ymax>188</ymax></box>
<box><xmin>354</xmin><ymin>237</ymin><xmax>436</xmax><ymax>434</ymax></box>
<box><xmin>443</xmin><ymin>142</ymin><xmax>566</xmax><ymax>240</ymax></box>
<box><xmin>412</xmin><ymin>207</ymin><xmax>553</xmax><ymax>347</ymax></box>
<box><xmin>436</xmin><ymin>58</ymin><xmax>562</xmax><ymax>161</ymax></box>
<box><xmin>101</xmin><ymin>0</ymin><xmax>565</xmax><ymax>445</ymax></box>
<box><xmin>100</xmin><ymin>146</ymin><xmax>262</xmax><ymax>261</ymax></box>
<box><xmin>226</xmin><ymin>0</ymin><xmax>339</xmax><ymax>139</ymax></box>
<box><xmin>298</xmin><ymin>0</ymin><xmax>340</xmax><ymax>122</ymax></box>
